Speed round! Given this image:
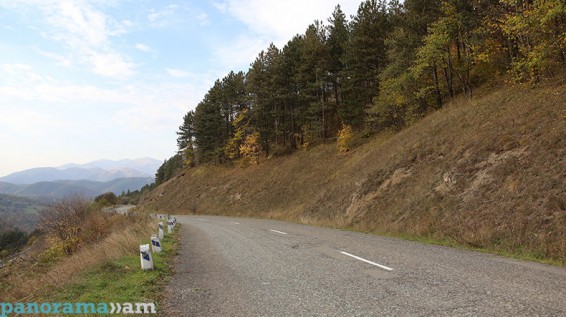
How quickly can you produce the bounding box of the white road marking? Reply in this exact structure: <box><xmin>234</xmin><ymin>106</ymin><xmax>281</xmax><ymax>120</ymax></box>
<box><xmin>270</xmin><ymin>229</ymin><xmax>288</xmax><ymax>235</ymax></box>
<box><xmin>340</xmin><ymin>251</ymin><xmax>394</xmax><ymax>271</ymax></box>
<box><xmin>229</xmin><ymin>222</ymin><xmax>240</xmax><ymax>225</ymax></box>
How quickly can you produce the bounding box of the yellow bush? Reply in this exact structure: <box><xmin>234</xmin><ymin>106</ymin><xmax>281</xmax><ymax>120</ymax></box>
<box><xmin>337</xmin><ymin>124</ymin><xmax>354</xmax><ymax>152</ymax></box>
<box><xmin>239</xmin><ymin>132</ymin><xmax>261</xmax><ymax>164</ymax></box>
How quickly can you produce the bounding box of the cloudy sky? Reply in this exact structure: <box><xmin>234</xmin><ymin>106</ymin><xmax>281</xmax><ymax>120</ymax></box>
<box><xmin>0</xmin><ymin>0</ymin><xmax>362</xmax><ymax>177</ymax></box>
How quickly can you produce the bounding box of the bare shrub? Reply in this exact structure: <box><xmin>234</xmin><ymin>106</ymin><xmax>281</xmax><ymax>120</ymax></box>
<box><xmin>38</xmin><ymin>195</ymin><xmax>142</xmax><ymax>255</ymax></box>
<box><xmin>39</xmin><ymin>195</ymin><xmax>91</xmax><ymax>255</ymax></box>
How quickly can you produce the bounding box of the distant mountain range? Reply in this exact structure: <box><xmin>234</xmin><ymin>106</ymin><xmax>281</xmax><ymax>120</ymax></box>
<box><xmin>57</xmin><ymin>158</ymin><xmax>161</xmax><ymax>175</ymax></box>
<box><xmin>0</xmin><ymin>177</ymin><xmax>154</xmax><ymax>199</ymax></box>
<box><xmin>0</xmin><ymin>158</ymin><xmax>161</xmax><ymax>185</ymax></box>
<box><xmin>0</xmin><ymin>158</ymin><xmax>160</xmax><ymax>231</ymax></box>
<box><xmin>0</xmin><ymin>158</ymin><xmax>160</xmax><ymax>199</ymax></box>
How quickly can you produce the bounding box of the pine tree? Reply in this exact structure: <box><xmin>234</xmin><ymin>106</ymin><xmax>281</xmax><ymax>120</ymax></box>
<box><xmin>247</xmin><ymin>44</ymin><xmax>280</xmax><ymax>156</ymax></box>
<box><xmin>177</xmin><ymin>111</ymin><xmax>194</xmax><ymax>150</ymax></box>
<box><xmin>193</xmin><ymin>93</ymin><xmax>225</xmax><ymax>163</ymax></box>
<box><xmin>220</xmin><ymin>71</ymin><xmax>248</xmax><ymax>140</ymax></box>
<box><xmin>327</xmin><ymin>5</ymin><xmax>350</xmax><ymax>113</ymax></box>
<box><xmin>273</xmin><ymin>35</ymin><xmax>303</xmax><ymax>152</ymax></box>
<box><xmin>177</xmin><ymin>110</ymin><xmax>195</xmax><ymax>166</ymax></box>
<box><xmin>298</xmin><ymin>22</ymin><xmax>336</xmax><ymax>145</ymax></box>
<box><xmin>340</xmin><ymin>0</ymin><xmax>390</xmax><ymax>128</ymax></box>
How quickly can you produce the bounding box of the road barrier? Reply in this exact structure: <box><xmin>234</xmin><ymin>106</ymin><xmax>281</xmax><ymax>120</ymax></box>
<box><xmin>140</xmin><ymin>244</ymin><xmax>154</xmax><ymax>270</ymax></box>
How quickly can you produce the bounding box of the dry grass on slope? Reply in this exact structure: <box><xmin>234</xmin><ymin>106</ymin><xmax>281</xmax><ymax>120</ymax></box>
<box><xmin>325</xmin><ymin>84</ymin><xmax>565</xmax><ymax>260</ymax></box>
<box><xmin>141</xmin><ymin>82</ymin><xmax>565</xmax><ymax>263</ymax></box>
<box><xmin>0</xmin><ymin>214</ymin><xmax>155</xmax><ymax>302</ymax></box>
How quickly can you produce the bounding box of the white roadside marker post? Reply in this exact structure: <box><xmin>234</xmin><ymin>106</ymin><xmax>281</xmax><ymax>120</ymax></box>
<box><xmin>158</xmin><ymin>222</ymin><xmax>164</xmax><ymax>239</ymax></box>
<box><xmin>140</xmin><ymin>244</ymin><xmax>154</xmax><ymax>270</ymax></box>
<box><xmin>151</xmin><ymin>234</ymin><xmax>162</xmax><ymax>253</ymax></box>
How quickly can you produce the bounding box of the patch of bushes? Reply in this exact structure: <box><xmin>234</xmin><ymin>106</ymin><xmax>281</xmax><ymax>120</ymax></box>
<box><xmin>39</xmin><ymin>195</ymin><xmax>132</xmax><ymax>256</ymax></box>
<box><xmin>0</xmin><ymin>229</ymin><xmax>29</xmax><ymax>258</ymax></box>
<box><xmin>94</xmin><ymin>192</ymin><xmax>118</xmax><ymax>206</ymax></box>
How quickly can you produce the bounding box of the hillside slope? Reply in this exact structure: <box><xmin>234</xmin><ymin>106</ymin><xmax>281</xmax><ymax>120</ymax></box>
<box><xmin>140</xmin><ymin>83</ymin><xmax>565</xmax><ymax>262</ymax></box>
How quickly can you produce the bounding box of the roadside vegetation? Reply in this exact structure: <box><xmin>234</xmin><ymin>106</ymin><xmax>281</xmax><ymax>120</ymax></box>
<box><xmin>48</xmin><ymin>226</ymin><xmax>178</xmax><ymax>312</ymax></box>
<box><xmin>0</xmin><ymin>195</ymin><xmax>178</xmax><ymax>310</ymax></box>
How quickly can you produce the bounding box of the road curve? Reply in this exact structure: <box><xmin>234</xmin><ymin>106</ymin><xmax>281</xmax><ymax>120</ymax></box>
<box><xmin>162</xmin><ymin>215</ymin><xmax>565</xmax><ymax>316</ymax></box>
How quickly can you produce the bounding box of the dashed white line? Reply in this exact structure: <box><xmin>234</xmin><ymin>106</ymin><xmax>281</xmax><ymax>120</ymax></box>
<box><xmin>270</xmin><ymin>229</ymin><xmax>288</xmax><ymax>235</ymax></box>
<box><xmin>340</xmin><ymin>251</ymin><xmax>394</xmax><ymax>271</ymax></box>
<box><xmin>229</xmin><ymin>222</ymin><xmax>240</xmax><ymax>225</ymax></box>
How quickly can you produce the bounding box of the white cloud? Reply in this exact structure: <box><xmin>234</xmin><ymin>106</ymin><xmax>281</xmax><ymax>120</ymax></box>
<box><xmin>108</xmin><ymin>19</ymin><xmax>134</xmax><ymax>36</ymax></box>
<box><xmin>1</xmin><ymin>0</ymin><xmax>136</xmax><ymax>79</ymax></box>
<box><xmin>48</xmin><ymin>0</ymin><xmax>108</xmax><ymax>46</ymax></box>
<box><xmin>135</xmin><ymin>43</ymin><xmax>152</xmax><ymax>53</ymax></box>
<box><xmin>0</xmin><ymin>63</ymin><xmax>207</xmax><ymax>131</ymax></box>
<box><xmin>1</xmin><ymin>63</ymin><xmax>44</xmax><ymax>82</ymax></box>
<box><xmin>196</xmin><ymin>12</ymin><xmax>209</xmax><ymax>26</ymax></box>
<box><xmin>215</xmin><ymin>0</ymin><xmax>361</xmax><ymax>46</ymax></box>
<box><xmin>0</xmin><ymin>108</ymin><xmax>74</xmax><ymax>135</ymax></box>
<box><xmin>147</xmin><ymin>4</ymin><xmax>179</xmax><ymax>27</ymax></box>
<box><xmin>206</xmin><ymin>1</ymin><xmax>362</xmax><ymax>75</ymax></box>
<box><xmin>110</xmin><ymin>82</ymin><xmax>204</xmax><ymax>130</ymax></box>
<box><xmin>211</xmin><ymin>35</ymin><xmax>270</xmax><ymax>71</ymax></box>
<box><xmin>87</xmin><ymin>50</ymin><xmax>135</xmax><ymax>79</ymax></box>
<box><xmin>212</xmin><ymin>2</ymin><xmax>227</xmax><ymax>13</ymax></box>
<box><xmin>35</xmin><ymin>48</ymin><xmax>73</xmax><ymax>67</ymax></box>
<box><xmin>166</xmin><ymin>68</ymin><xmax>190</xmax><ymax>78</ymax></box>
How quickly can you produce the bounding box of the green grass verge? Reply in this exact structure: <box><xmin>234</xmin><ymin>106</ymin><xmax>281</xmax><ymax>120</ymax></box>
<box><xmin>46</xmin><ymin>225</ymin><xmax>180</xmax><ymax>313</ymax></box>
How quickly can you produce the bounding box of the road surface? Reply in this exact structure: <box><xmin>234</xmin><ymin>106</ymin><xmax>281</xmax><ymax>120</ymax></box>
<box><xmin>162</xmin><ymin>215</ymin><xmax>565</xmax><ymax>316</ymax></box>
<box><xmin>103</xmin><ymin>205</ymin><xmax>134</xmax><ymax>214</ymax></box>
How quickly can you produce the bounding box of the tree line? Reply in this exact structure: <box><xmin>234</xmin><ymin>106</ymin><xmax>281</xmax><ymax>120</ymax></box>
<box><xmin>158</xmin><ymin>0</ymin><xmax>564</xmax><ymax>183</ymax></box>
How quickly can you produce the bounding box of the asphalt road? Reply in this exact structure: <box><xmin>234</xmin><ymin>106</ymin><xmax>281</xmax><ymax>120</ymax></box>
<box><xmin>162</xmin><ymin>215</ymin><xmax>565</xmax><ymax>316</ymax></box>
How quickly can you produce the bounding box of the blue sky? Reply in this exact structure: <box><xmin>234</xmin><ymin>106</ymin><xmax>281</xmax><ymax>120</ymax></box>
<box><xmin>0</xmin><ymin>0</ymin><xmax>362</xmax><ymax>177</ymax></box>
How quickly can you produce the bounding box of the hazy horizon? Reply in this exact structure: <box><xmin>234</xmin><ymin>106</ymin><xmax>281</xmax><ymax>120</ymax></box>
<box><xmin>0</xmin><ymin>157</ymin><xmax>162</xmax><ymax>178</ymax></box>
